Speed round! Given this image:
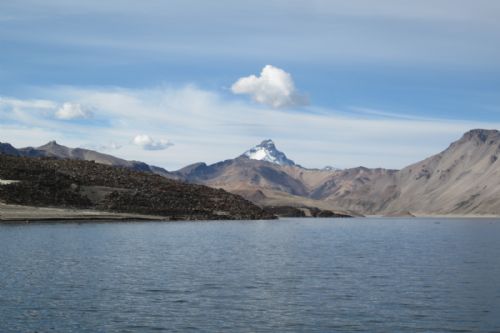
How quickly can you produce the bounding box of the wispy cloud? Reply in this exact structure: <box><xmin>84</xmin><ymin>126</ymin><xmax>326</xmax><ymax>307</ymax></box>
<box><xmin>1</xmin><ymin>1</ymin><xmax>499</xmax><ymax>68</ymax></box>
<box><xmin>83</xmin><ymin>141</ymin><xmax>122</xmax><ymax>151</ymax></box>
<box><xmin>1</xmin><ymin>85</ymin><xmax>499</xmax><ymax>170</ymax></box>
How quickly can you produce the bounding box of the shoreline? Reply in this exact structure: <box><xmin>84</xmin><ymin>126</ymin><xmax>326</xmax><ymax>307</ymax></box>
<box><xmin>0</xmin><ymin>203</ymin><xmax>278</xmax><ymax>223</ymax></box>
<box><xmin>2</xmin><ymin>203</ymin><xmax>500</xmax><ymax>224</ymax></box>
<box><xmin>0</xmin><ymin>203</ymin><xmax>177</xmax><ymax>223</ymax></box>
<box><xmin>364</xmin><ymin>214</ymin><xmax>500</xmax><ymax>219</ymax></box>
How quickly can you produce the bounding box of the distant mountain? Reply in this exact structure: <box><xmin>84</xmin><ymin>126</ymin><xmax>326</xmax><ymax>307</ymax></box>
<box><xmin>0</xmin><ymin>140</ymin><xmax>173</xmax><ymax>178</ymax></box>
<box><xmin>381</xmin><ymin>129</ymin><xmax>500</xmax><ymax>215</ymax></box>
<box><xmin>174</xmin><ymin>130</ymin><xmax>500</xmax><ymax>216</ymax></box>
<box><xmin>174</xmin><ymin>140</ymin><xmax>389</xmax><ymax>215</ymax></box>
<box><xmin>0</xmin><ymin>143</ymin><xmax>20</xmax><ymax>156</ymax></box>
<box><xmin>176</xmin><ymin>157</ymin><xmax>310</xmax><ymax>195</ymax></box>
<box><xmin>242</xmin><ymin>139</ymin><xmax>296</xmax><ymax>166</ymax></box>
<box><xmin>314</xmin><ymin>129</ymin><xmax>500</xmax><ymax>215</ymax></box>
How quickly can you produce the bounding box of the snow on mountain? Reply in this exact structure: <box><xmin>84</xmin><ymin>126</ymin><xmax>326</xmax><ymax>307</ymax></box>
<box><xmin>242</xmin><ymin>139</ymin><xmax>296</xmax><ymax>166</ymax></box>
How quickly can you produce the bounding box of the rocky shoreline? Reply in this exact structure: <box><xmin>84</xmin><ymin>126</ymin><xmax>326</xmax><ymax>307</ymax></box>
<box><xmin>263</xmin><ymin>205</ymin><xmax>353</xmax><ymax>218</ymax></box>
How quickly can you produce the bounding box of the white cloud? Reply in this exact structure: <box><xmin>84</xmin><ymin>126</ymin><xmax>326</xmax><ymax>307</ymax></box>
<box><xmin>231</xmin><ymin>65</ymin><xmax>308</xmax><ymax>109</ymax></box>
<box><xmin>0</xmin><ymin>97</ymin><xmax>56</xmax><ymax>110</ymax></box>
<box><xmin>83</xmin><ymin>142</ymin><xmax>122</xmax><ymax>151</ymax></box>
<box><xmin>133</xmin><ymin>134</ymin><xmax>173</xmax><ymax>151</ymax></box>
<box><xmin>3</xmin><ymin>85</ymin><xmax>500</xmax><ymax>170</ymax></box>
<box><xmin>55</xmin><ymin>102</ymin><xmax>93</xmax><ymax>120</ymax></box>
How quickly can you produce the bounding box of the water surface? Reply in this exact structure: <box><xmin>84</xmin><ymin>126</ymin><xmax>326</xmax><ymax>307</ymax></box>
<box><xmin>1</xmin><ymin>217</ymin><xmax>499</xmax><ymax>332</ymax></box>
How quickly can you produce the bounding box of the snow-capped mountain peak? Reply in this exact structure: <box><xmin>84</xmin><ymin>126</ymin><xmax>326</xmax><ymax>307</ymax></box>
<box><xmin>242</xmin><ymin>139</ymin><xmax>295</xmax><ymax>166</ymax></box>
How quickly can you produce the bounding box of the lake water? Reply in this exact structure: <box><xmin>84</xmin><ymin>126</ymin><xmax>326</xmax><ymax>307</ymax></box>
<box><xmin>1</xmin><ymin>217</ymin><xmax>500</xmax><ymax>332</ymax></box>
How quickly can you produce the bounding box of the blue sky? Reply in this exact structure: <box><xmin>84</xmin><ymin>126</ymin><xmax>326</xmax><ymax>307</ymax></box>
<box><xmin>1</xmin><ymin>0</ymin><xmax>500</xmax><ymax>169</ymax></box>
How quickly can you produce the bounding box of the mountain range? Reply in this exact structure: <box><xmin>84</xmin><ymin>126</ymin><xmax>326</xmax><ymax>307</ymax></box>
<box><xmin>0</xmin><ymin>140</ymin><xmax>173</xmax><ymax>177</ymax></box>
<box><xmin>2</xmin><ymin>129</ymin><xmax>500</xmax><ymax>216</ymax></box>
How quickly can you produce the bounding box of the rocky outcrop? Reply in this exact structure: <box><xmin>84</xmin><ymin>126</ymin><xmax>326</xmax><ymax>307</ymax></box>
<box><xmin>263</xmin><ymin>205</ymin><xmax>352</xmax><ymax>218</ymax></box>
<box><xmin>263</xmin><ymin>206</ymin><xmax>307</xmax><ymax>217</ymax></box>
<box><xmin>0</xmin><ymin>155</ymin><xmax>275</xmax><ymax>220</ymax></box>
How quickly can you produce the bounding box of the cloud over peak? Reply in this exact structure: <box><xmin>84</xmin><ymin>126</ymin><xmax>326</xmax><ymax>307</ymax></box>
<box><xmin>231</xmin><ymin>65</ymin><xmax>308</xmax><ymax>109</ymax></box>
<box><xmin>133</xmin><ymin>134</ymin><xmax>173</xmax><ymax>151</ymax></box>
<box><xmin>55</xmin><ymin>102</ymin><xmax>93</xmax><ymax>120</ymax></box>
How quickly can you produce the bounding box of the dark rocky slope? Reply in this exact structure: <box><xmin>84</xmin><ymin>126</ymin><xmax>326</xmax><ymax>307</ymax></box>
<box><xmin>0</xmin><ymin>155</ymin><xmax>275</xmax><ymax>220</ymax></box>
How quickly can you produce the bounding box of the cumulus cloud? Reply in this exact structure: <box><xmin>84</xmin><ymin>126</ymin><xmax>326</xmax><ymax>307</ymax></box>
<box><xmin>55</xmin><ymin>102</ymin><xmax>93</xmax><ymax>120</ymax></box>
<box><xmin>231</xmin><ymin>65</ymin><xmax>308</xmax><ymax>109</ymax></box>
<box><xmin>133</xmin><ymin>134</ymin><xmax>173</xmax><ymax>151</ymax></box>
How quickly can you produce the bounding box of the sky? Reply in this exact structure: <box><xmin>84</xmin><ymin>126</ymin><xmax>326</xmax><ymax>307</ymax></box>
<box><xmin>1</xmin><ymin>0</ymin><xmax>500</xmax><ymax>170</ymax></box>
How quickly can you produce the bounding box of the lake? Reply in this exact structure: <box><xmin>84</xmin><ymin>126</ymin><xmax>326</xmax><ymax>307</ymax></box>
<box><xmin>1</xmin><ymin>217</ymin><xmax>499</xmax><ymax>332</ymax></box>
